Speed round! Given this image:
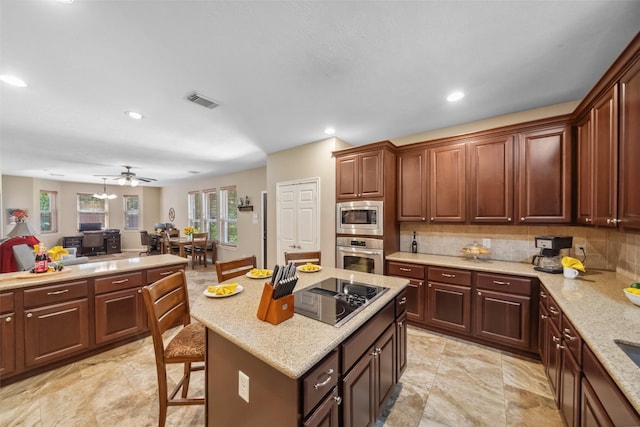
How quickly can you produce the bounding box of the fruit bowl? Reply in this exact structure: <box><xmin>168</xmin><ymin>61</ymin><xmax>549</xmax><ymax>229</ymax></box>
<box><xmin>623</xmin><ymin>288</ymin><xmax>640</xmax><ymax>307</ymax></box>
<box><xmin>461</xmin><ymin>242</ymin><xmax>491</xmax><ymax>262</ymax></box>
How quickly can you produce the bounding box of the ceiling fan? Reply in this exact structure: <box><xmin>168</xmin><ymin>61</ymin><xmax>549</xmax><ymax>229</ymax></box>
<box><xmin>97</xmin><ymin>166</ymin><xmax>157</xmax><ymax>187</ymax></box>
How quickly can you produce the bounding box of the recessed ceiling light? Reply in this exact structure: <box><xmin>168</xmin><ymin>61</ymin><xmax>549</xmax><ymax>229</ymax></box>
<box><xmin>125</xmin><ymin>111</ymin><xmax>143</xmax><ymax>120</ymax></box>
<box><xmin>56</xmin><ymin>0</ymin><xmax>74</xmax><ymax>4</ymax></box>
<box><xmin>324</xmin><ymin>127</ymin><xmax>336</xmax><ymax>135</ymax></box>
<box><xmin>446</xmin><ymin>91</ymin><xmax>465</xmax><ymax>102</ymax></box>
<box><xmin>0</xmin><ymin>75</ymin><xmax>27</xmax><ymax>87</ymax></box>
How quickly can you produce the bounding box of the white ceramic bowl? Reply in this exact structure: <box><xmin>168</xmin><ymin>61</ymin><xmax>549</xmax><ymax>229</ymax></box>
<box><xmin>623</xmin><ymin>289</ymin><xmax>640</xmax><ymax>307</ymax></box>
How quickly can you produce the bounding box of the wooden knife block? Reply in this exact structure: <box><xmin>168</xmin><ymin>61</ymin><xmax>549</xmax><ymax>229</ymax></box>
<box><xmin>256</xmin><ymin>282</ymin><xmax>294</xmax><ymax>325</ymax></box>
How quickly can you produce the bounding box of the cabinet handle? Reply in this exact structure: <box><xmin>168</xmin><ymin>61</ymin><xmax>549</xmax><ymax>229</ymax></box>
<box><xmin>552</xmin><ymin>335</ymin><xmax>560</xmax><ymax>343</ymax></box>
<box><xmin>375</xmin><ymin>347</ymin><xmax>382</xmax><ymax>355</ymax></box>
<box><xmin>112</xmin><ymin>279</ymin><xmax>129</xmax><ymax>284</ymax></box>
<box><xmin>159</xmin><ymin>271</ymin><xmax>174</xmax><ymax>276</ymax></box>
<box><xmin>313</xmin><ymin>368</ymin><xmax>334</xmax><ymax>389</ymax></box>
<box><xmin>398</xmin><ymin>321</ymin><xmax>404</xmax><ymax>328</ymax></box>
<box><xmin>428</xmin><ymin>283</ymin><xmax>432</xmax><ymax>287</ymax></box>
<box><xmin>398</xmin><ymin>297</ymin><xmax>407</xmax><ymax>305</ymax></box>
<box><xmin>333</xmin><ymin>396</ymin><xmax>342</xmax><ymax>405</ymax></box>
<box><xmin>399</xmin><ymin>267</ymin><xmax>412</xmax><ymax>272</ymax></box>
<box><xmin>548</xmin><ymin>307</ymin><xmax>559</xmax><ymax>315</ymax></box>
<box><xmin>586</xmin><ymin>218</ymin><xmax>592</xmax><ymax>223</ymax></box>
<box><xmin>138</xmin><ymin>289</ymin><xmax>142</xmax><ymax>294</ymax></box>
<box><xmin>27</xmin><ymin>313</ymin><xmax>33</xmax><ymax>318</ymax></box>
<box><xmin>5</xmin><ymin>316</ymin><xmax>11</xmax><ymax>322</ymax></box>
<box><xmin>563</xmin><ymin>329</ymin><xmax>576</xmax><ymax>341</ymax></box>
<box><xmin>556</xmin><ymin>343</ymin><xmax>565</xmax><ymax>350</ymax></box>
<box><xmin>47</xmin><ymin>289</ymin><xmax>69</xmax><ymax>296</ymax></box>
<box><xmin>441</xmin><ymin>273</ymin><xmax>456</xmax><ymax>278</ymax></box>
<box><xmin>540</xmin><ymin>291</ymin><xmax>547</xmax><ymax>298</ymax></box>
<box><xmin>493</xmin><ymin>280</ymin><xmax>510</xmax><ymax>286</ymax></box>
<box><xmin>541</xmin><ymin>314</ymin><xmax>548</xmax><ymax>320</ymax></box>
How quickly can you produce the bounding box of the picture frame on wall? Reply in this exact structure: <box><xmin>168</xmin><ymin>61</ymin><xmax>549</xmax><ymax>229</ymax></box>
<box><xmin>8</xmin><ymin>208</ymin><xmax>28</xmax><ymax>224</ymax></box>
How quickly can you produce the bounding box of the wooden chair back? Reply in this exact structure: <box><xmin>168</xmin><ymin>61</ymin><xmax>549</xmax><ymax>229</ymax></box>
<box><xmin>143</xmin><ymin>270</ymin><xmax>191</xmax><ymax>339</ymax></box>
<box><xmin>162</xmin><ymin>232</ymin><xmax>180</xmax><ymax>255</ymax></box>
<box><xmin>284</xmin><ymin>251</ymin><xmax>321</xmax><ymax>266</ymax></box>
<box><xmin>215</xmin><ymin>255</ymin><xmax>257</xmax><ymax>282</ymax></box>
<box><xmin>187</xmin><ymin>233</ymin><xmax>208</xmax><ymax>269</ymax></box>
<box><xmin>167</xmin><ymin>229</ymin><xmax>180</xmax><ymax>238</ymax></box>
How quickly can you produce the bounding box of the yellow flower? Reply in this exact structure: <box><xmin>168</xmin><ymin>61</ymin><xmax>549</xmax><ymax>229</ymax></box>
<box><xmin>183</xmin><ymin>226</ymin><xmax>195</xmax><ymax>236</ymax></box>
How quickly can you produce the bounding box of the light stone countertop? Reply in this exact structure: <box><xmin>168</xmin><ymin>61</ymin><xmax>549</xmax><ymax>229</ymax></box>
<box><xmin>386</xmin><ymin>251</ymin><xmax>640</xmax><ymax>414</ymax></box>
<box><xmin>190</xmin><ymin>267</ymin><xmax>408</xmax><ymax>379</ymax></box>
<box><xmin>0</xmin><ymin>254</ymin><xmax>188</xmax><ymax>291</ymax></box>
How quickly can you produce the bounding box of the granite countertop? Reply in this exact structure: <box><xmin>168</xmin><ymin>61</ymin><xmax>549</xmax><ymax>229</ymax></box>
<box><xmin>0</xmin><ymin>254</ymin><xmax>188</xmax><ymax>291</ymax></box>
<box><xmin>386</xmin><ymin>251</ymin><xmax>640</xmax><ymax>413</ymax></box>
<box><xmin>190</xmin><ymin>267</ymin><xmax>408</xmax><ymax>379</ymax></box>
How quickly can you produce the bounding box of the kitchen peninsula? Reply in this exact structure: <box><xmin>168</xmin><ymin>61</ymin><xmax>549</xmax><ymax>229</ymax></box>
<box><xmin>0</xmin><ymin>254</ymin><xmax>188</xmax><ymax>383</ymax></box>
<box><xmin>191</xmin><ymin>267</ymin><xmax>408</xmax><ymax>426</ymax></box>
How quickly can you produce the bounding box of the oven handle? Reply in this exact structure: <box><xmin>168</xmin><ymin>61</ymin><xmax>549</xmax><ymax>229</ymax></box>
<box><xmin>336</xmin><ymin>247</ymin><xmax>383</xmax><ymax>256</ymax></box>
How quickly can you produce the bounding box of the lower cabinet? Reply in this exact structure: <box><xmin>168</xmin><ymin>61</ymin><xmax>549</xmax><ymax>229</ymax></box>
<box><xmin>387</xmin><ymin>262</ymin><xmax>425</xmax><ymax>324</ymax></box>
<box><xmin>304</xmin><ymin>387</ymin><xmax>340</xmax><ymax>427</ymax></box>
<box><xmin>426</xmin><ymin>267</ymin><xmax>472</xmax><ymax>335</ymax></box>
<box><xmin>0</xmin><ymin>292</ymin><xmax>17</xmax><ymax>377</ymax></box>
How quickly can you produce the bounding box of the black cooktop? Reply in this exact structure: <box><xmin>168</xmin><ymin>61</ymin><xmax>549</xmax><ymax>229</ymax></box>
<box><xmin>294</xmin><ymin>277</ymin><xmax>389</xmax><ymax>327</ymax></box>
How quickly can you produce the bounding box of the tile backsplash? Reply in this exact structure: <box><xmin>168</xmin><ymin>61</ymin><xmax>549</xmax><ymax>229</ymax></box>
<box><xmin>399</xmin><ymin>223</ymin><xmax>640</xmax><ymax>279</ymax></box>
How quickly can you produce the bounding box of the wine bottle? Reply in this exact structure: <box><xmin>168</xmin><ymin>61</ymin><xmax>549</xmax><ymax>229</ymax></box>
<box><xmin>411</xmin><ymin>231</ymin><xmax>418</xmax><ymax>253</ymax></box>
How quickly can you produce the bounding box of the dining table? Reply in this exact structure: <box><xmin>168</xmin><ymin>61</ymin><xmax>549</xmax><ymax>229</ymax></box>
<box><xmin>166</xmin><ymin>236</ymin><xmax>217</xmax><ymax>263</ymax></box>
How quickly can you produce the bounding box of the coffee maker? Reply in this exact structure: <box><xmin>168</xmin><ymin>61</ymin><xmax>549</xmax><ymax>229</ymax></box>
<box><xmin>531</xmin><ymin>235</ymin><xmax>573</xmax><ymax>274</ymax></box>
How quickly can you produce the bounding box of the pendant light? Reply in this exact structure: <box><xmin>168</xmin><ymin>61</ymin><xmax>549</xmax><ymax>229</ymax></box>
<box><xmin>93</xmin><ymin>178</ymin><xmax>117</xmax><ymax>200</ymax></box>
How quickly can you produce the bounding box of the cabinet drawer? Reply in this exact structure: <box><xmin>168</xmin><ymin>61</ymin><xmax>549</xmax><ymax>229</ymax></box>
<box><xmin>476</xmin><ymin>273</ymin><xmax>532</xmax><ymax>296</ymax></box>
<box><xmin>0</xmin><ymin>292</ymin><xmax>15</xmax><ymax>314</ymax></box>
<box><xmin>95</xmin><ymin>272</ymin><xmax>143</xmax><ymax>294</ymax></box>
<box><xmin>303</xmin><ymin>349</ymin><xmax>339</xmax><ymax>417</ymax></box>
<box><xmin>428</xmin><ymin>267</ymin><xmax>471</xmax><ymax>286</ymax></box>
<box><xmin>395</xmin><ymin>288</ymin><xmax>408</xmax><ymax>317</ymax></box>
<box><xmin>147</xmin><ymin>265</ymin><xmax>185</xmax><ymax>284</ymax></box>
<box><xmin>24</xmin><ymin>280</ymin><xmax>89</xmax><ymax>308</ymax></box>
<box><xmin>387</xmin><ymin>262</ymin><xmax>425</xmax><ymax>280</ymax></box>
<box><xmin>560</xmin><ymin>315</ymin><xmax>582</xmax><ymax>365</ymax></box>
<box><xmin>342</xmin><ymin>301</ymin><xmax>394</xmax><ymax>373</ymax></box>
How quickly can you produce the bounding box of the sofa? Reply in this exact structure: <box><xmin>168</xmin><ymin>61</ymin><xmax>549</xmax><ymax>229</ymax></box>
<box><xmin>12</xmin><ymin>244</ymin><xmax>89</xmax><ymax>271</ymax></box>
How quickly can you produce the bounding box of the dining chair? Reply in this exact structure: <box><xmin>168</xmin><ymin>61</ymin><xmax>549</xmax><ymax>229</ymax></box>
<box><xmin>141</xmin><ymin>270</ymin><xmax>205</xmax><ymax>427</ymax></box>
<box><xmin>167</xmin><ymin>229</ymin><xmax>180</xmax><ymax>238</ymax></box>
<box><xmin>215</xmin><ymin>255</ymin><xmax>257</xmax><ymax>283</ymax></box>
<box><xmin>284</xmin><ymin>250</ymin><xmax>321</xmax><ymax>266</ymax></box>
<box><xmin>185</xmin><ymin>232</ymin><xmax>208</xmax><ymax>269</ymax></box>
<box><xmin>139</xmin><ymin>231</ymin><xmax>152</xmax><ymax>256</ymax></box>
<box><xmin>162</xmin><ymin>232</ymin><xmax>180</xmax><ymax>255</ymax></box>
<box><xmin>81</xmin><ymin>231</ymin><xmax>104</xmax><ymax>256</ymax></box>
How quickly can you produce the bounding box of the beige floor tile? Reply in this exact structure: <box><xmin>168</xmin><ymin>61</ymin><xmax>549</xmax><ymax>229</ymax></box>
<box><xmin>504</xmin><ymin>384</ymin><xmax>563</xmax><ymax>427</ymax></box>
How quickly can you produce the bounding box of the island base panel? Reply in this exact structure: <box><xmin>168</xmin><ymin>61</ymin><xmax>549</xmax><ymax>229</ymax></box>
<box><xmin>207</xmin><ymin>330</ymin><xmax>299</xmax><ymax>427</ymax></box>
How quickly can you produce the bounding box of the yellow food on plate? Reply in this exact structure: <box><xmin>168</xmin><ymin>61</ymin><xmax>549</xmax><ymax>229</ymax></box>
<box><xmin>249</xmin><ymin>268</ymin><xmax>272</xmax><ymax>277</ymax></box>
<box><xmin>300</xmin><ymin>263</ymin><xmax>320</xmax><ymax>272</ymax></box>
<box><xmin>208</xmin><ymin>283</ymin><xmax>238</xmax><ymax>295</ymax></box>
<box><xmin>625</xmin><ymin>287</ymin><xmax>640</xmax><ymax>295</ymax></box>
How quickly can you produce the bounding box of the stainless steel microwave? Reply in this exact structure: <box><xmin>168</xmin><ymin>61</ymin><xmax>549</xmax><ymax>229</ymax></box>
<box><xmin>336</xmin><ymin>201</ymin><xmax>383</xmax><ymax>236</ymax></box>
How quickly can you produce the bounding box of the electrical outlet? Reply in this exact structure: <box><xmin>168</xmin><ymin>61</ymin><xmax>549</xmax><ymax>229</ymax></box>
<box><xmin>575</xmin><ymin>244</ymin><xmax>586</xmax><ymax>254</ymax></box>
<box><xmin>238</xmin><ymin>370</ymin><xmax>249</xmax><ymax>403</ymax></box>
<box><xmin>482</xmin><ymin>238</ymin><xmax>491</xmax><ymax>248</ymax></box>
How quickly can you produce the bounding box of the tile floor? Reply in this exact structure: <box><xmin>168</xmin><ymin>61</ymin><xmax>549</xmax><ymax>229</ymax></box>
<box><xmin>0</xmin><ymin>259</ymin><xmax>563</xmax><ymax>426</ymax></box>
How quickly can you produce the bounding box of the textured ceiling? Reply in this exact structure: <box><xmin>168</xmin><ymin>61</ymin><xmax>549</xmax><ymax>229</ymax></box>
<box><xmin>1</xmin><ymin>0</ymin><xmax>639</xmax><ymax>186</ymax></box>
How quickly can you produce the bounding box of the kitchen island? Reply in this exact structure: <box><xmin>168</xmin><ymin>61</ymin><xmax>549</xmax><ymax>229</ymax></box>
<box><xmin>386</xmin><ymin>252</ymin><xmax>640</xmax><ymax>421</ymax></box>
<box><xmin>191</xmin><ymin>267</ymin><xmax>408</xmax><ymax>426</ymax></box>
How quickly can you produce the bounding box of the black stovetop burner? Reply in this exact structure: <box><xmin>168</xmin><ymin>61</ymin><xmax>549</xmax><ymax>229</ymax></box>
<box><xmin>294</xmin><ymin>277</ymin><xmax>389</xmax><ymax>327</ymax></box>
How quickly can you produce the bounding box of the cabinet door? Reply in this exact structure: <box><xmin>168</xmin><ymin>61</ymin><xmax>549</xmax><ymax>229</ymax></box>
<box><xmin>359</xmin><ymin>150</ymin><xmax>384</xmax><ymax>199</ymax></box>
<box><xmin>24</xmin><ymin>299</ymin><xmax>89</xmax><ymax>367</ymax></box>
<box><xmin>581</xmin><ymin>377</ymin><xmax>614</xmax><ymax>427</ymax></box>
<box><xmin>619</xmin><ymin>58</ymin><xmax>640</xmax><ymax>230</ymax></box>
<box><xmin>426</xmin><ymin>281</ymin><xmax>471</xmax><ymax>334</ymax></box>
<box><xmin>428</xmin><ymin>142</ymin><xmax>466</xmax><ymax>223</ymax></box>
<box><xmin>95</xmin><ymin>287</ymin><xmax>145</xmax><ymax>345</ymax></box>
<box><xmin>304</xmin><ymin>387</ymin><xmax>340</xmax><ymax>427</ymax></box>
<box><xmin>342</xmin><ymin>350</ymin><xmax>375</xmax><ymax>427</ymax></box>
<box><xmin>560</xmin><ymin>346</ymin><xmax>581</xmax><ymax>427</ymax></box>
<box><xmin>406</xmin><ymin>279</ymin><xmax>425</xmax><ymax>324</ymax></box>
<box><xmin>375</xmin><ymin>325</ymin><xmax>396</xmax><ymax>416</ymax></box>
<box><xmin>576</xmin><ymin>112</ymin><xmax>594</xmax><ymax>225</ymax></box>
<box><xmin>546</xmin><ymin>320</ymin><xmax>562</xmax><ymax>404</ymax></box>
<box><xmin>0</xmin><ymin>312</ymin><xmax>16</xmax><ymax>377</ymax></box>
<box><xmin>516</xmin><ymin>125</ymin><xmax>571</xmax><ymax>224</ymax></box>
<box><xmin>474</xmin><ymin>289</ymin><xmax>531</xmax><ymax>350</ymax></box>
<box><xmin>396</xmin><ymin>312</ymin><xmax>407</xmax><ymax>380</ymax></box>
<box><xmin>397</xmin><ymin>149</ymin><xmax>427</xmax><ymax>221</ymax></box>
<box><xmin>468</xmin><ymin>134</ymin><xmax>514</xmax><ymax>224</ymax></box>
<box><xmin>538</xmin><ymin>303</ymin><xmax>549</xmax><ymax>365</ymax></box>
<box><xmin>336</xmin><ymin>154</ymin><xmax>359</xmax><ymax>200</ymax></box>
<box><xmin>592</xmin><ymin>87</ymin><xmax>618</xmax><ymax>227</ymax></box>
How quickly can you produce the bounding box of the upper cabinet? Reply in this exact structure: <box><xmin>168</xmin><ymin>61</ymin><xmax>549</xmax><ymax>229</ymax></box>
<box><xmin>397</xmin><ymin>148</ymin><xmax>427</xmax><ymax>221</ymax></box>
<box><xmin>428</xmin><ymin>142</ymin><xmax>467</xmax><ymax>223</ymax></box>
<box><xmin>468</xmin><ymin>134</ymin><xmax>514</xmax><ymax>224</ymax></box>
<box><xmin>336</xmin><ymin>149</ymin><xmax>384</xmax><ymax>200</ymax></box>
<box><xmin>618</xmin><ymin>58</ymin><xmax>640</xmax><ymax>230</ymax></box>
<box><xmin>515</xmin><ymin>125</ymin><xmax>572</xmax><ymax>224</ymax></box>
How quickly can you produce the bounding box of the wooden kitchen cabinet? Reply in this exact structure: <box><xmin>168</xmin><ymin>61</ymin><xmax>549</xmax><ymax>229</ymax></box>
<box><xmin>515</xmin><ymin>124</ymin><xmax>572</xmax><ymax>224</ymax></box>
<box><xmin>304</xmin><ymin>387</ymin><xmax>340</xmax><ymax>427</ymax></box>
<box><xmin>559</xmin><ymin>316</ymin><xmax>582</xmax><ymax>427</ymax></box>
<box><xmin>395</xmin><ymin>289</ymin><xmax>408</xmax><ymax>381</ymax></box>
<box><xmin>618</xmin><ymin>58</ymin><xmax>640</xmax><ymax>230</ymax></box>
<box><xmin>23</xmin><ymin>281</ymin><xmax>90</xmax><ymax>368</ymax></box>
<box><xmin>336</xmin><ymin>149</ymin><xmax>384</xmax><ymax>200</ymax></box>
<box><xmin>428</xmin><ymin>142</ymin><xmax>466</xmax><ymax>223</ymax></box>
<box><xmin>0</xmin><ymin>292</ymin><xmax>17</xmax><ymax>377</ymax></box>
<box><xmin>94</xmin><ymin>272</ymin><xmax>146</xmax><ymax>345</ymax></box>
<box><xmin>576</xmin><ymin>112</ymin><xmax>594</xmax><ymax>225</ymax></box>
<box><xmin>468</xmin><ymin>134</ymin><xmax>514</xmax><ymax>224</ymax></box>
<box><xmin>426</xmin><ymin>267</ymin><xmax>472</xmax><ymax>334</ymax></box>
<box><xmin>387</xmin><ymin>261</ymin><xmax>425</xmax><ymax>324</ymax></box>
<box><xmin>473</xmin><ymin>272</ymin><xmax>533</xmax><ymax>351</ymax></box>
<box><xmin>397</xmin><ymin>148</ymin><xmax>427</xmax><ymax>221</ymax></box>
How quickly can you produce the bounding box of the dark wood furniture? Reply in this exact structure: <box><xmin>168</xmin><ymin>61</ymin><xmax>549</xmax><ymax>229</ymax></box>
<box><xmin>184</xmin><ymin>233</ymin><xmax>208</xmax><ymax>269</ymax></box>
<box><xmin>0</xmin><ymin>291</ymin><xmax>17</xmax><ymax>377</ymax></box>
<box><xmin>283</xmin><ymin>251</ymin><xmax>321</xmax><ymax>266</ymax></box>
<box><xmin>387</xmin><ymin>262</ymin><xmax>425</xmax><ymax>324</ymax></box>
<box><xmin>142</xmin><ymin>270</ymin><xmax>205</xmax><ymax>427</ymax></box>
<box><xmin>426</xmin><ymin>266</ymin><xmax>472</xmax><ymax>334</ymax></box>
<box><xmin>335</xmin><ymin>148</ymin><xmax>385</xmax><ymax>200</ymax></box>
<box><xmin>428</xmin><ymin>141</ymin><xmax>467</xmax><ymax>223</ymax></box>
<box><xmin>63</xmin><ymin>233</ymin><xmax>122</xmax><ymax>256</ymax></box>
<box><xmin>214</xmin><ymin>255</ymin><xmax>257</xmax><ymax>282</ymax></box>
<box><xmin>396</xmin><ymin>148</ymin><xmax>427</xmax><ymax>222</ymax></box>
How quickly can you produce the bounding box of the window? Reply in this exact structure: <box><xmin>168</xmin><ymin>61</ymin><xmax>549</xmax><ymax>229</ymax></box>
<box><xmin>124</xmin><ymin>195</ymin><xmax>139</xmax><ymax>230</ymax></box>
<box><xmin>40</xmin><ymin>190</ymin><xmax>58</xmax><ymax>233</ymax></box>
<box><xmin>219</xmin><ymin>186</ymin><xmax>237</xmax><ymax>246</ymax></box>
<box><xmin>203</xmin><ymin>189</ymin><xmax>217</xmax><ymax>240</ymax></box>
<box><xmin>77</xmin><ymin>194</ymin><xmax>108</xmax><ymax>229</ymax></box>
<box><xmin>188</xmin><ymin>191</ymin><xmax>202</xmax><ymax>231</ymax></box>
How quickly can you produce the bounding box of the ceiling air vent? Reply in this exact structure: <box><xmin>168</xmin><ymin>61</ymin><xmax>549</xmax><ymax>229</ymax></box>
<box><xmin>187</xmin><ymin>92</ymin><xmax>219</xmax><ymax>109</ymax></box>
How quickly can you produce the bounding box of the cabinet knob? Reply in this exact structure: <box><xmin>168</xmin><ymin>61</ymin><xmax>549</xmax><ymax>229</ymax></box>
<box><xmin>477</xmin><ymin>291</ymin><xmax>482</xmax><ymax>296</ymax></box>
<box><xmin>507</xmin><ymin>217</ymin><xmax>512</xmax><ymax>222</ymax></box>
<box><xmin>5</xmin><ymin>316</ymin><xmax>11</xmax><ymax>322</ymax></box>
<box><xmin>607</xmin><ymin>218</ymin><xmax>620</xmax><ymax>225</ymax></box>
<box><xmin>520</xmin><ymin>217</ymin><xmax>525</xmax><ymax>221</ymax></box>
<box><xmin>333</xmin><ymin>396</ymin><xmax>342</xmax><ymax>406</ymax></box>
<box><xmin>541</xmin><ymin>314</ymin><xmax>548</xmax><ymax>320</ymax></box>
<box><xmin>399</xmin><ymin>297</ymin><xmax>407</xmax><ymax>305</ymax></box>
<box><xmin>430</xmin><ymin>217</ymin><xmax>435</xmax><ymax>221</ymax></box>
<box><xmin>556</xmin><ymin>343</ymin><xmax>565</xmax><ymax>350</ymax></box>
<box><xmin>422</xmin><ymin>217</ymin><xmax>426</xmax><ymax>221</ymax></box>
<box><xmin>27</xmin><ymin>313</ymin><xmax>33</xmax><ymax>318</ymax></box>
<box><xmin>586</xmin><ymin>218</ymin><xmax>592</xmax><ymax>223</ymax></box>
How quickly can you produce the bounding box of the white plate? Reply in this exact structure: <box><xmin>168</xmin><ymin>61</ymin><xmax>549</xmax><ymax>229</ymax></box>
<box><xmin>297</xmin><ymin>265</ymin><xmax>322</xmax><ymax>273</ymax></box>
<box><xmin>203</xmin><ymin>284</ymin><xmax>244</xmax><ymax>298</ymax></box>
<box><xmin>245</xmin><ymin>270</ymin><xmax>273</xmax><ymax>279</ymax></box>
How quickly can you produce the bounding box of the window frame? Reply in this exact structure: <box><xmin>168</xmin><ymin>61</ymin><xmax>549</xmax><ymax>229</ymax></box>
<box><xmin>39</xmin><ymin>190</ymin><xmax>58</xmax><ymax>234</ymax></box>
<box><xmin>77</xmin><ymin>193</ymin><xmax>109</xmax><ymax>230</ymax></box>
<box><xmin>203</xmin><ymin>188</ymin><xmax>218</xmax><ymax>242</ymax></box>
<box><xmin>187</xmin><ymin>191</ymin><xmax>202</xmax><ymax>232</ymax></box>
<box><xmin>218</xmin><ymin>186</ymin><xmax>237</xmax><ymax>247</ymax></box>
<box><xmin>123</xmin><ymin>194</ymin><xmax>140</xmax><ymax>230</ymax></box>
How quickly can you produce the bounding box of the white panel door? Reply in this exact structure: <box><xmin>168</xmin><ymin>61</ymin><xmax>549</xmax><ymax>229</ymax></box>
<box><xmin>277</xmin><ymin>179</ymin><xmax>319</xmax><ymax>265</ymax></box>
